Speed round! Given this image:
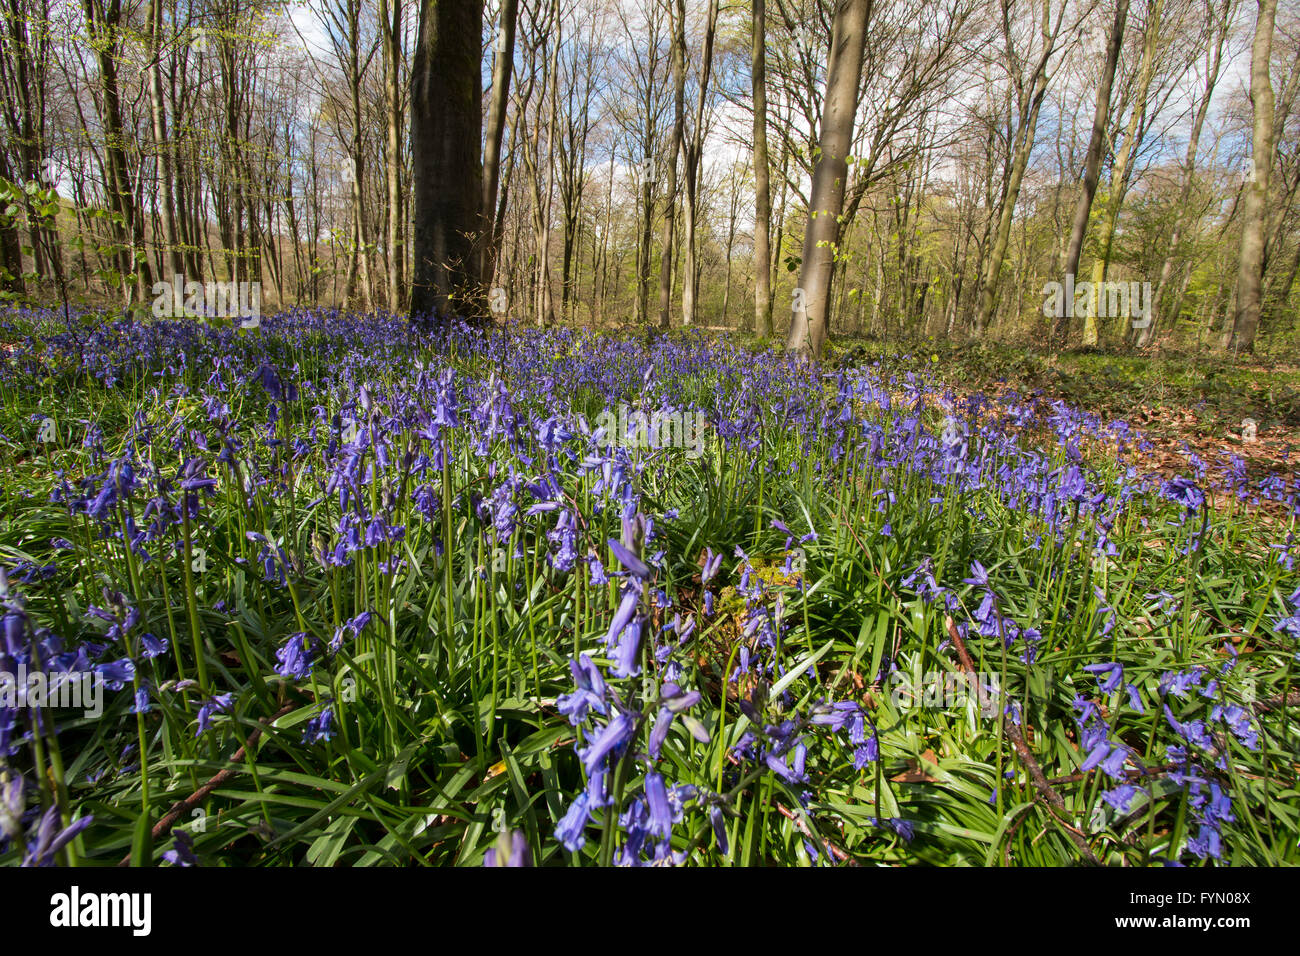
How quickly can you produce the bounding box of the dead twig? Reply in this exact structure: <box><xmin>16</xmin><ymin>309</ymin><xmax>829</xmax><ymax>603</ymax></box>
<box><xmin>945</xmin><ymin>615</ymin><xmax>1101</xmax><ymax>866</ymax></box>
<box><xmin>775</xmin><ymin>802</ymin><xmax>856</xmax><ymax>866</ymax></box>
<box><xmin>117</xmin><ymin>702</ymin><xmax>297</xmax><ymax>866</ymax></box>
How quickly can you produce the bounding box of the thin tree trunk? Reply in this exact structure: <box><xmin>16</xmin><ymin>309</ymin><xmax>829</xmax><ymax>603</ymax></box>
<box><xmin>1143</xmin><ymin>0</ymin><xmax>1232</xmax><ymax>347</ymax></box>
<box><xmin>381</xmin><ymin>0</ymin><xmax>405</xmax><ymax>310</ymax></box>
<box><xmin>681</xmin><ymin>0</ymin><xmax>719</xmax><ymax>327</ymax></box>
<box><xmin>786</xmin><ymin>0</ymin><xmax>872</xmax><ymax>358</ymax></box>
<box><xmin>752</xmin><ymin>0</ymin><xmax>773</xmax><ymax>336</ymax></box>
<box><xmin>1085</xmin><ymin>0</ymin><xmax>1162</xmax><ymax>345</ymax></box>
<box><xmin>1224</xmin><ymin>0</ymin><xmax>1278</xmax><ymax>351</ymax></box>
<box><xmin>657</xmin><ymin>0</ymin><xmax>686</xmax><ymax>330</ymax></box>
<box><xmin>976</xmin><ymin>0</ymin><xmax>1057</xmax><ymax>334</ymax></box>
<box><xmin>481</xmin><ymin>0</ymin><xmax>517</xmax><ymax>287</ymax></box>
<box><xmin>1056</xmin><ymin>0</ymin><xmax>1130</xmax><ymax>345</ymax></box>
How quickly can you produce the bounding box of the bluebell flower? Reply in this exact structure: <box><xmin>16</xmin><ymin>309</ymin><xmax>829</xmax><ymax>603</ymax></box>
<box><xmin>555</xmin><ymin>793</ymin><xmax>590</xmax><ymax>852</ymax></box>
<box><xmin>301</xmin><ymin>707</ymin><xmax>335</xmax><ymax>744</ymax></box>
<box><xmin>1102</xmin><ymin>785</ymin><xmax>1141</xmax><ymax>814</ymax></box>
<box><xmin>607</xmin><ymin>537</ymin><xmax>651</xmax><ymax>580</ymax></box>
<box><xmin>579</xmin><ymin>712</ymin><xmax>636</xmax><ymax>775</ymax></box>
<box><xmin>196</xmin><ymin>692</ymin><xmax>234</xmax><ymax>737</ymax></box>
<box><xmin>23</xmin><ymin>808</ymin><xmax>93</xmax><ymax>866</ymax></box>
<box><xmin>1083</xmin><ymin>662</ymin><xmax>1123</xmax><ymax>695</ymax></box>
<box><xmin>163</xmin><ymin>829</ymin><xmax>198</xmax><ymax>867</ymax></box>
<box><xmin>709</xmin><ymin>805</ymin><xmax>729</xmax><ymax>855</ymax></box>
<box><xmin>94</xmin><ymin>657</ymin><xmax>135</xmax><ymax>691</ymax></box>
<box><xmin>644</xmin><ymin>772</ymin><xmax>674</xmax><ymax>839</ymax></box>
<box><xmin>140</xmin><ymin>632</ymin><xmax>169</xmax><ymax>660</ymax></box>
<box><xmin>484</xmin><ymin>828</ymin><xmax>532</xmax><ymax>867</ymax></box>
<box><xmin>275</xmin><ymin>632</ymin><xmax>318</xmax><ymax>681</ymax></box>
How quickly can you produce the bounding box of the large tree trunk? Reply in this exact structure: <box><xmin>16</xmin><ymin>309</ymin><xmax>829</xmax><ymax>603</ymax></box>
<box><xmin>785</xmin><ymin>0</ymin><xmax>872</xmax><ymax>359</ymax></box>
<box><xmin>1056</xmin><ymin>0</ymin><xmax>1130</xmax><ymax>345</ymax></box>
<box><xmin>410</xmin><ymin>0</ymin><xmax>484</xmax><ymax>321</ymax></box>
<box><xmin>1224</xmin><ymin>0</ymin><xmax>1278</xmax><ymax>352</ymax></box>
<box><xmin>751</xmin><ymin>0</ymin><xmax>773</xmax><ymax>337</ymax></box>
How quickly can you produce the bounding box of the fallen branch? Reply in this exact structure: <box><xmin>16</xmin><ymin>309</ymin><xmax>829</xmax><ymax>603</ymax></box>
<box><xmin>945</xmin><ymin>615</ymin><xmax>1101</xmax><ymax>866</ymax></box>
<box><xmin>774</xmin><ymin>802</ymin><xmax>856</xmax><ymax>866</ymax></box>
<box><xmin>117</xmin><ymin>702</ymin><xmax>297</xmax><ymax>867</ymax></box>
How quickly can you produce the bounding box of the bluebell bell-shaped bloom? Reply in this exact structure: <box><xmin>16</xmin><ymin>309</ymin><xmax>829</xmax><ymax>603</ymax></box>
<box><xmin>196</xmin><ymin>692</ymin><xmax>234</xmax><ymax>737</ymax></box>
<box><xmin>644</xmin><ymin>772</ymin><xmax>674</xmax><ymax>839</ymax></box>
<box><xmin>301</xmin><ymin>707</ymin><xmax>335</xmax><ymax>744</ymax></box>
<box><xmin>556</xmin><ymin>653</ymin><xmax>608</xmax><ymax>726</ymax></box>
<box><xmin>484</xmin><ymin>829</ymin><xmax>532</xmax><ymax>867</ymax></box>
<box><xmin>604</xmin><ymin>583</ymin><xmax>641</xmax><ymax>649</ymax></box>
<box><xmin>23</xmin><ymin>808</ymin><xmax>93</xmax><ymax>867</ymax></box>
<box><xmin>607</xmin><ymin>538</ymin><xmax>651</xmax><ymax>580</ymax></box>
<box><xmin>275</xmin><ymin>632</ymin><xmax>318</xmax><ymax>681</ymax></box>
<box><xmin>140</xmin><ymin>632</ymin><xmax>169</xmax><ymax>660</ymax></box>
<box><xmin>1084</xmin><ymin>662</ymin><xmax>1123</xmax><ymax>695</ymax></box>
<box><xmin>163</xmin><ymin>829</ymin><xmax>198</xmax><ymax>867</ymax></box>
<box><xmin>555</xmin><ymin>793</ymin><xmax>590</xmax><ymax>852</ymax></box>
<box><xmin>94</xmin><ymin>657</ymin><xmax>135</xmax><ymax>691</ymax></box>
<box><xmin>579</xmin><ymin>712</ymin><xmax>635</xmax><ymax>775</ymax></box>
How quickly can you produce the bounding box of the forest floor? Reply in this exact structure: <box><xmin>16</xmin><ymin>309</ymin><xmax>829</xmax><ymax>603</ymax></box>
<box><xmin>818</xmin><ymin>337</ymin><xmax>1300</xmax><ymax>489</ymax></box>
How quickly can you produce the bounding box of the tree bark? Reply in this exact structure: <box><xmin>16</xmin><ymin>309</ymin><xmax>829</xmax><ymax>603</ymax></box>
<box><xmin>657</xmin><ymin>0</ymin><xmax>686</xmax><ymax>330</ymax></box>
<box><xmin>1056</xmin><ymin>0</ymin><xmax>1130</xmax><ymax>345</ymax></box>
<box><xmin>752</xmin><ymin>0</ymin><xmax>773</xmax><ymax>337</ymax></box>
<box><xmin>1142</xmin><ymin>0</ymin><xmax>1233</xmax><ymax>347</ymax></box>
<box><xmin>975</xmin><ymin>0</ymin><xmax>1058</xmax><ymax>334</ymax></box>
<box><xmin>1084</xmin><ymin>0</ymin><xmax>1162</xmax><ymax>346</ymax></box>
<box><xmin>785</xmin><ymin>0</ymin><xmax>872</xmax><ymax>359</ymax></box>
<box><xmin>380</xmin><ymin>0</ymin><xmax>405</xmax><ymax>311</ymax></box>
<box><xmin>1224</xmin><ymin>0</ymin><xmax>1278</xmax><ymax>352</ymax></box>
<box><xmin>410</xmin><ymin>0</ymin><xmax>484</xmax><ymax>321</ymax></box>
<box><xmin>681</xmin><ymin>0</ymin><xmax>718</xmax><ymax>327</ymax></box>
<box><xmin>480</xmin><ymin>0</ymin><xmax>517</xmax><ymax>287</ymax></box>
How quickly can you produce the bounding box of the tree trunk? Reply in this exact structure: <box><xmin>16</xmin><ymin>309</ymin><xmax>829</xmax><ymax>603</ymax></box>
<box><xmin>1143</xmin><ymin>0</ymin><xmax>1233</xmax><ymax>347</ymax></box>
<box><xmin>1084</xmin><ymin>0</ymin><xmax>1162</xmax><ymax>345</ymax></box>
<box><xmin>975</xmin><ymin>0</ymin><xmax>1057</xmax><ymax>334</ymax></box>
<box><xmin>83</xmin><ymin>0</ymin><xmax>152</xmax><ymax>304</ymax></box>
<box><xmin>681</xmin><ymin>0</ymin><xmax>719</xmax><ymax>328</ymax></box>
<box><xmin>752</xmin><ymin>0</ymin><xmax>773</xmax><ymax>336</ymax></box>
<box><xmin>785</xmin><ymin>0</ymin><xmax>872</xmax><ymax>359</ymax></box>
<box><xmin>1056</xmin><ymin>0</ymin><xmax>1130</xmax><ymax>345</ymax></box>
<box><xmin>146</xmin><ymin>0</ymin><xmax>183</xmax><ymax>280</ymax></box>
<box><xmin>480</xmin><ymin>0</ymin><xmax>517</xmax><ymax>287</ymax></box>
<box><xmin>410</xmin><ymin>0</ymin><xmax>484</xmax><ymax>320</ymax></box>
<box><xmin>1224</xmin><ymin>0</ymin><xmax>1278</xmax><ymax>352</ymax></box>
<box><xmin>381</xmin><ymin>0</ymin><xmax>405</xmax><ymax>311</ymax></box>
<box><xmin>657</xmin><ymin>0</ymin><xmax>686</xmax><ymax>330</ymax></box>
